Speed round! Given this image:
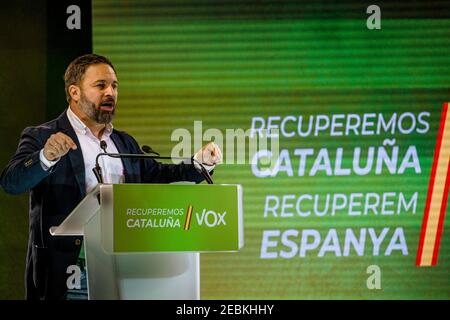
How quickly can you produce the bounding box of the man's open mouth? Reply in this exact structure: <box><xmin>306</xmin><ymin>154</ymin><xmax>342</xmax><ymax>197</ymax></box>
<box><xmin>99</xmin><ymin>101</ymin><xmax>115</xmax><ymax>111</ymax></box>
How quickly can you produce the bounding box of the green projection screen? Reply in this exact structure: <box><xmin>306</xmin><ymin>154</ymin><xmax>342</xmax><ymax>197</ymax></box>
<box><xmin>92</xmin><ymin>1</ymin><xmax>450</xmax><ymax>299</ymax></box>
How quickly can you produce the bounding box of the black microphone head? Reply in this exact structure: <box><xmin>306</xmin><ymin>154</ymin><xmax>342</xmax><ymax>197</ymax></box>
<box><xmin>100</xmin><ymin>140</ymin><xmax>108</xmax><ymax>153</ymax></box>
<box><xmin>142</xmin><ymin>145</ymin><xmax>160</xmax><ymax>156</ymax></box>
<box><xmin>92</xmin><ymin>165</ymin><xmax>103</xmax><ymax>184</ymax></box>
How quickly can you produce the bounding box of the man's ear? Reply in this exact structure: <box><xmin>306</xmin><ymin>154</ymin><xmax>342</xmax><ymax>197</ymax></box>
<box><xmin>69</xmin><ymin>84</ymin><xmax>81</xmax><ymax>102</ymax></box>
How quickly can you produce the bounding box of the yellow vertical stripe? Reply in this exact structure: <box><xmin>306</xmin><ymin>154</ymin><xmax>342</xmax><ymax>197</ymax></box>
<box><xmin>184</xmin><ymin>205</ymin><xmax>193</xmax><ymax>231</ymax></box>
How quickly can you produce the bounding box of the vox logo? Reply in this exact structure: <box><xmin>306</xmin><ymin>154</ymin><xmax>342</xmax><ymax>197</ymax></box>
<box><xmin>195</xmin><ymin>209</ymin><xmax>227</xmax><ymax>227</ymax></box>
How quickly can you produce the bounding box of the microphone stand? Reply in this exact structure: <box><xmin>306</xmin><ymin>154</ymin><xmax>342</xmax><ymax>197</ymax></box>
<box><xmin>94</xmin><ymin>152</ymin><xmax>214</xmax><ymax>184</ymax></box>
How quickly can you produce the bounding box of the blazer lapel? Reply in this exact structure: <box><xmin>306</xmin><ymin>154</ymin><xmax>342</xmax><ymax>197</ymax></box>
<box><xmin>55</xmin><ymin>110</ymin><xmax>86</xmax><ymax>198</ymax></box>
<box><xmin>110</xmin><ymin>132</ymin><xmax>134</xmax><ymax>183</ymax></box>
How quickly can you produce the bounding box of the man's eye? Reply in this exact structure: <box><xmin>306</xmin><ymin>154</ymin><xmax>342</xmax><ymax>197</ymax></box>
<box><xmin>97</xmin><ymin>84</ymin><xmax>105</xmax><ymax>88</ymax></box>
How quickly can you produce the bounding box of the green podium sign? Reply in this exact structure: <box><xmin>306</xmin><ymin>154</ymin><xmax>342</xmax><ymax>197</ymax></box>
<box><xmin>112</xmin><ymin>184</ymin><xmax>244</xmax><ymax>253</ymax></box>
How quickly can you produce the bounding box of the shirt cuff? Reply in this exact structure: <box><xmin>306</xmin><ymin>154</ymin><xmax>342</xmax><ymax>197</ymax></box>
<box><xmin>193</xmin><ymin>154</ymin><xmax>214</xmax><ymax>172</ymax></box>
<box><xmin>39</xmin><ymin>149</ymin><xmax>60</xmax><ymax>171</ymax></box>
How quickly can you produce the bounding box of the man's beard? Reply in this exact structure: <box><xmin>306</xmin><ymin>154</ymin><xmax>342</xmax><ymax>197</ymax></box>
<box><xmin>79</xmin><ymin>92</ymin><xmax>116</xmax><ymax>124</ymax></box>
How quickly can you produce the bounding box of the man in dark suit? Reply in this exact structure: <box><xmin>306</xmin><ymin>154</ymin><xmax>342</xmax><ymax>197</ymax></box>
<box><xmin>0</xmin><ymin>54</ymin><xmax>222</xmax><ymax>300</ymax></box>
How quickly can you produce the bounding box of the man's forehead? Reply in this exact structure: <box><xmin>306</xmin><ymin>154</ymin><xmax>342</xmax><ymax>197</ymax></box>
<box><xmin>84</xmin><ymin>63</ymin><xmax>117</xmax><ymax>82</ymax></box>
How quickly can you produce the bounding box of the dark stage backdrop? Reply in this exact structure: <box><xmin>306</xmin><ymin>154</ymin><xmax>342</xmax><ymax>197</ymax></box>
<box><xmin>0</xmin><ymin>0</ymin><xmax>91</xmax><ymax>299</ymax></box>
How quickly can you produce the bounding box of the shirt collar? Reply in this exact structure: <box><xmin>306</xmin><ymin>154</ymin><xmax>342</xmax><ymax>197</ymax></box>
<box><xmin>67</xmin><ymin>107</ymin><xmax>114</xmax><ymax>138</ymax></box>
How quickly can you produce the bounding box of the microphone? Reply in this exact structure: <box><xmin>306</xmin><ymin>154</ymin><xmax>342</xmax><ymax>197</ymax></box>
<box><xmin>141</xmin><ymin>145</ymin><xmax>213</xmax><ymax>184</ymax></box>
<box><xmin>93</xmin><ymin>144</ymin><xmax>214</xmax><ymax>184</ymax></box>
<box><xmin>92</xmin><ymin>140</ymin><xmax>107</xmax><ymax>184</ymax></box>
<box><xmin>100</xmin><ymin>140</ymin><xmax>108</xmax><ymax>153</ymax></box>
<box><xmin>141</xmin><ymin>145</ymin><xmax>160</xmax><ymax>156</ymax></box>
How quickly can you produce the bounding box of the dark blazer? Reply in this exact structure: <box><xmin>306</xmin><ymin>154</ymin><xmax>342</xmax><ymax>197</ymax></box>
<box><xmin>0</xmin><ymin>110</ymin><xmax>205</xmax><ymax>300</ymax></box>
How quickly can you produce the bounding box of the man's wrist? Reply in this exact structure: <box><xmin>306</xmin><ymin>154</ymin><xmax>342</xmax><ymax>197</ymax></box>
<box><xmin>39</xmin><ymin>149</ymin><xmax>60</xmax><ymax>171</ymax></box>
<box><xmin>193</xmin><ymin>153</ymin><xmax>214</xmax><ymax>172</ymax></box>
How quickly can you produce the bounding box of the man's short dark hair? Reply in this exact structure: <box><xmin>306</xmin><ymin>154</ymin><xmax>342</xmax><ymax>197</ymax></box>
<box><xmin>64</xmin><ymin>53</ymin><xmax>116</xmax><ymax>103</ymax></box>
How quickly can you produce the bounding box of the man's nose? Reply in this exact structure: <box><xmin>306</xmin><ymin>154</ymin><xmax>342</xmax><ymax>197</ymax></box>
<box><xmin>104</xmin><ymin>85</ymin><xmax>115</xmax><ymax>97</ymax></box>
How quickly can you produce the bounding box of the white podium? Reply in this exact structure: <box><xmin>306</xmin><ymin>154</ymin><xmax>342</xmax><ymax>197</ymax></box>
<box><xmin>50</xmin><ymin>184</ymin><xmax>200</xmax><ymax>300</ymax></box>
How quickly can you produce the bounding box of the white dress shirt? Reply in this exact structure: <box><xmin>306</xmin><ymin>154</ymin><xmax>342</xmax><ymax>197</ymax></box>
<box><xmin>40</xmin><ymin>108</ymin><xmax>124</xmax><ymax>193</ymax></box>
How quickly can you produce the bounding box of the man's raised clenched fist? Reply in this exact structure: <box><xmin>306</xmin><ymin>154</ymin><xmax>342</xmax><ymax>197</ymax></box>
<box><xmin>43</xmin><ymin>132</ymin><xmax>77</xmax><ymax>161</ymax></box>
